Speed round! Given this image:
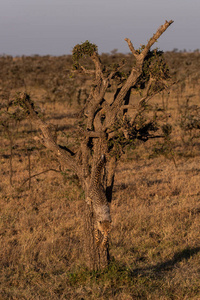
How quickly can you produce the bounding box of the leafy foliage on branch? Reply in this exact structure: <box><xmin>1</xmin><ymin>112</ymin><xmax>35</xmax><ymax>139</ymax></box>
<box><xmin>136</xmin><ymin>49</ymin><xmax>170</xmax><ymax>93</ymax></box>
<box><xmin>107</xmin><ymin>108</ymin><xmax>162</xmax><ymax>159</ymax></box>
<box><xmin>72</xmin><ymin>40</ymin><xmax>98</xmax><ymax>62</ymax></box>
<box><xmin>144</xmin><ymin>49</ymin><xmax>169</xmax><ymax>78</ymax></box>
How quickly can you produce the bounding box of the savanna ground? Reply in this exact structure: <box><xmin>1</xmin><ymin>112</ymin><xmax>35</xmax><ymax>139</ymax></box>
<box><xmin>0</xmin><ymin>51</ymin><xmax>200</xmax><ymax>299</ymax></box>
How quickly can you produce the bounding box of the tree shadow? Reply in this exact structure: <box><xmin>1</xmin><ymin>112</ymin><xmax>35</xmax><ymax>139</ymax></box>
<box><xmin>131</xmin><ymin>246</ymin><xmax>200</xmax><ymax>277</ymax></box>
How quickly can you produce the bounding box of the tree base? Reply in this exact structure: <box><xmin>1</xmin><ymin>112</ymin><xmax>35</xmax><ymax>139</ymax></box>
<box><xmin>83</xmin><ymin>202</ymin><xmax>110</xmax><ymax>271</ymax></box>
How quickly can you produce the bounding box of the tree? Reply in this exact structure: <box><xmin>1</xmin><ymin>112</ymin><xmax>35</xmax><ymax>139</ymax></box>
<box><xmin>15</xmin><ymin>20</ymin><xmax>174</xmax><ymax>271</ymax></box>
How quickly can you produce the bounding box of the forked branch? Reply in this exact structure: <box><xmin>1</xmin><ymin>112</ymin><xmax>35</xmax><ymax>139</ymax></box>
<box><xmin>104</xmin><ymin>20</ymin><xmax>174</xmax><ymax>130</ymax></box>
<box><xmin>124</xmin><ymin>38</ymin><xmax>139</xmax><ymax>58</ymax></box>
<box><xmin>140</xmin><ymin>20</ymin><xmax>174</xmax><ymax>59</ymax></box>
<box><xmin>16</xmin><ymin>93</ymin><xmax>80</xmax><ymax>177</ymax></box>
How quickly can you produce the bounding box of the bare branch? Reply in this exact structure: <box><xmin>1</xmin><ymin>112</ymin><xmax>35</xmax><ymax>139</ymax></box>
<box><xmin>85</xmin><ymin>80</ymin><xmax>109</xmax><ymax>130</ymax></box>
<box><xmin>103</xmin><ymin>66</ymin><xmax>141</xmax><ymax>130</ymax></box>
<box><xmin>130</xmin><ymin>80</ymin><xmax>176</xmax><ymax>126</ymax></box>
<box><xmin>145</xmin><ymin>75</ymin><xmax>155</xmax><ymax>96</ymax></box>
<box><xmin>16</xmin><ymin>93</ymin><xmax>79</xmax><ymax>176</ymax></box>
<box><xmin>108</xmin><ymin>60</ymin><xmax>127</xmax><ymax>81</ymax></box>
<box><xmin>91</xmin><ymin>52</ymin><xmax>104</xmax><ymax>80</ymax></box>
<box><xmin>124</xmin><ymin>38</ymin><xmax>138</xmax><ymax>58</ymax></box>
<box><xmin>86</xmin><ymin>130</ymin><xmax>107</xmax><ymax>138</ymax></box>
<box><xmin>103</xmin><ymin>20</ymin><xmax>174</xmax><ymax>130</ymax></box>
<box><xmin>80</xmin><ymin>54</ymin><xmax>109</xmax><ymax>130</ymax></box>
<box><xmin>141</xmin><ymin>20</ymin><xmax>174</xmax><ymax>59</ymax></box>
<box><xmin>80</xmin><ymin>65</ymin><xmax>95</xmax><ymax>75</ymax></box>
<box><xmin>20</xmin><ymin>168</ymin><xmax>61</xmax><ymax>187</ymax></box>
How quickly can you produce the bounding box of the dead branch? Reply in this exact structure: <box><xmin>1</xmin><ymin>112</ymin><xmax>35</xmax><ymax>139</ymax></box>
<box><xmin>108</xmin><ymin>60</ymin><xmax>127</xmax><ymax>81</ymax></box>
<box><xmin>85</xmin><ymin>79</ymin><xmax>109</xmax><ymax>130</ymax></box>
<box><xmin>124</xmin><ymin>38</ymin><xmax>139</xmax><ymax>58</ymax></box>
<box><xmin>140</xmin><ymin>20</ymin><xmax>174</xmax><ymax>59</ymax></box>
<box><xmin>130</xmin><ymin>80</ymin><xmax>176</xmax><ymax>126</ymax></box>
<box><xmin>104</xmin><ymin>20</ymin><xmax>174</xmax><ymax>130</ymax></box>
<box><xmin>80</xmin><ymin>66</ymin><xmax>96</xmax><ymax>75</ymax></box>
<box><xmin>20</xmin><ymin>168</ymin><xmax>61</xmax><ymax>187</ymax></box>
<box><xmin>16</xmin><ymin>93</ymin><xmax>81</xmax><ymax>178</ymax></box>
<box><xmin>91</xmin><ymin>52</ymin><xmax>104</xmax><ymax>80</ymax></box>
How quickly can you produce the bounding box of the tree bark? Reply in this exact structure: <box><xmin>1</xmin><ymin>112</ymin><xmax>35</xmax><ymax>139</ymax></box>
<box><xmin>83</xmin><ymin>202</ymin><xmax>109</xmax><ymax>271</ymax></box>
<box><xmin>17</xmin><ymin>93</ymin><xmax>111</xmax><ymax>271</ymax></box>
<box><xmin>16</xmin><ymin>20</ymin><xmax>174</xmax><ymax>271</ymax></box>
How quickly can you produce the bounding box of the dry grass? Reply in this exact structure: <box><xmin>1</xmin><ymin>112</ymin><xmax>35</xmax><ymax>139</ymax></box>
<box><xmin>0</xmin><ymin>53</ymin><xmax>200</xmax><ymax>299</ymax></box>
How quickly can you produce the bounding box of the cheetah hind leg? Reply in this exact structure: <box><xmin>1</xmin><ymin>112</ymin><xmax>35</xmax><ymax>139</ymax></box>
<box><xmin>94</xmin><ymin>229</ymin><xmax>101</xmax><ymax>247</ymax></box>
<box><xmin>101</xmin><ymin>234</ymin><xmax>108</xmax><ymax>249</ymax></box>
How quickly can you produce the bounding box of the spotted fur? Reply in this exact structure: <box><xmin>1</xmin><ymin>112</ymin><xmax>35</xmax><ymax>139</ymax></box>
<box><xmin>96</xmin><ymin>220</ymin><xmax>111</xmax><ymax>248</ymax></box>
<box><xmin>88</xmin><ymin>155</ymin><xmax>111</xmax><ymax>248</ymax></box>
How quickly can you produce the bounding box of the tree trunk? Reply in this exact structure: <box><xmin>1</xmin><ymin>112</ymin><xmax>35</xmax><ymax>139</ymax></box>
<box><xmin>83</xmin><ymin>201</ymin><xmax>110</xmax><ymax>271</ymax></box>
<box><xmin>16</xmin><ymin>21</ymin><xmax>174</xmax><ymax>271</ymax></box>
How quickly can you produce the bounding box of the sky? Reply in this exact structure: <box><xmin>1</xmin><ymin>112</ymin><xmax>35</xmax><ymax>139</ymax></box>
<box><xmin>0</xmin><ymin>0</ymin><xmax>200</xmax><ymax>56</ymax></box>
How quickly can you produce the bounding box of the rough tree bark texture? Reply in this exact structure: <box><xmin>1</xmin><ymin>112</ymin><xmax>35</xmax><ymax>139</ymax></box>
<box><xmin>83</xmin><ymin>202</ymin><xmax>109</xmax><ymax>271</ymax></box>
<box><xmin>16</xmin><ymin>20</ymin><xmax>173</xmax><ymax>271</ymax></box>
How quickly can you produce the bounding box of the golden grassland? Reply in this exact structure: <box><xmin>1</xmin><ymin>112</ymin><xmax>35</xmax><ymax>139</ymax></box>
<box><xmin>0</xmin><ymin>53</ymin><xmax>200</xmax><ymax>299</ymax></box>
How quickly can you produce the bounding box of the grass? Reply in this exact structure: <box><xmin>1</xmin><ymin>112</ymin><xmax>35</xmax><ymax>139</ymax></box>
<box><xmin>0</xmin><ymin>53</ymin><xmax>200</xmax><ymax>299</ymax></box>
<box><xmin>1</xmin><ymin>138</ymin><xmax>199</xmax><ymax>299</ymax></box>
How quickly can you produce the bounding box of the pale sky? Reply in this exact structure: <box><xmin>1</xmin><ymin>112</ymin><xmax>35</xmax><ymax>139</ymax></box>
<box><xmin>0</xmin><ymin>0</ymin><xmax>199</xmax><ymax>56</ymax></box>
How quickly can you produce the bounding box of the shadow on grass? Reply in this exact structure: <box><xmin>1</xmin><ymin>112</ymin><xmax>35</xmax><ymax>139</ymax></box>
<box><xmin>65</xmin><ymin>246</ymin><xmax>200</xmax><ymax>291</ymax></box>
<box><xmin>131</xmin><ymin>246</ymin><xmax>200</xmax><ymax>276</ymax></box>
